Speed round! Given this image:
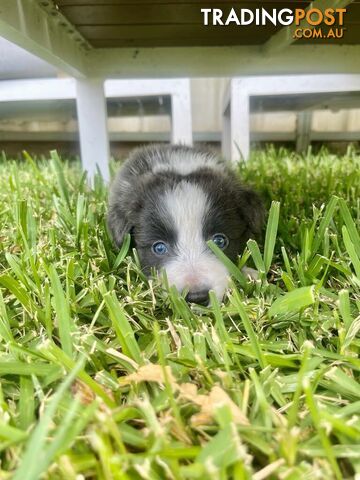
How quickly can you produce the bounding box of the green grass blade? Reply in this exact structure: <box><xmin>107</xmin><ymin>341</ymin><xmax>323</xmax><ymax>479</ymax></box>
<box><xmin>230</xmin><ymin>285</ymin><xmax>267</xmax><ymax>369</ymax></box>
<box><xmin>207</xmin><ymin>240</ymin><xmax>247</xmax><ymax>288</ymax></box>
<box><xmin>303</xmin><ymin>378</ymin><xmax>342</xmax><ymax>480</ymax></box>
<box><xmin>268</xmin><ymin>286</ymin><xmax>316</xmax><ymax>317</ymax></box>
<box><xmin>13</xmin><ymin>360</ymin><xmax>85</xmax><ymax>480</ymax></box>
<box><xmin>338</xmin><ymin>197</ymin><xmax>360</xmax><ymax>258</ymax></box>
<box><xmin>19</xmin><ymin>377</ymin><xmax>35</xmax><ymax>430</ymax></box>
<box><xmin>311</xmin><ymin>196</ymin><xmax>338</xmax><ymax>256</ymax></box>
<box><xmin>50</xmin><ymin>150</ymin><xmax>70</xmax><ymax>208</ymax></box>
<box><xmin>48</xmin><ymin>265</ymin><xmax>74</xmax><ymax>358</ymax></box>
<box><xmin>342</xmin><ymin>226</ymin><xmax>360</xmax><ymax>278</ymax></box>
<box><xmin>102</xmin><ymin>290</ymin><xmax>143</xmax><ymax>365</ymax></box>
<box><xmin>247</xmin><ymin>239</ymin><xmax>265</xmax><ymax>274</ymax></box>
<box><xmin>113</xmin><ymin>233</ymin><xmax>131</xmax><ymax>269</ymax></box>
<box><xmin>263</xmin><ymin>201</ymin><xmax>280</xmax><ymax>274</ymax></box>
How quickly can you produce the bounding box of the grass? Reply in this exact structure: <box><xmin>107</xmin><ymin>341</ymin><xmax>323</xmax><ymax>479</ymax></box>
<box><xmin>0</xmin><ymin>146</ymin><xmax>359</xmax><ymax>479</ymax></box>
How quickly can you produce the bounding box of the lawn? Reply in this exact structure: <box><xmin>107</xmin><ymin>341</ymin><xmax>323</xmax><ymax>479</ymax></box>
<box><xmin>0</xmin><ymin>147</ymin><xmax>359</xmax><ymax>480</ymax></box>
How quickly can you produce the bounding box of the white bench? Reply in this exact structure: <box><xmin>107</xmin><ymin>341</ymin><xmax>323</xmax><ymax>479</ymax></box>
<box><xmin>0</xmin><ymin>77</ymin><xmax>193</xmax><ymax>183</ymax></box>
<box><xmin>222</xmin><ymin>74</ymin><xmax>360</xmax><ymax>161</ymax></box>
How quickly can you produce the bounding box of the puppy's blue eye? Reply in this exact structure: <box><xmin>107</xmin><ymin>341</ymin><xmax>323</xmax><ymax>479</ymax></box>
<box><xmin>212</xmin><ymin>233</ymin><xmax>229</xmax><ymax>250</ymax></box>
<box><xmin>152</xmin><ymin>241</ymin><xmax>168</xmax><ymax>256</ymax></box>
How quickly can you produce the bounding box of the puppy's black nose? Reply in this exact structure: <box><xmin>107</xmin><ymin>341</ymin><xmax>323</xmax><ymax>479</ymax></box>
<box><xmin>185</xmin><ymin>290</ymin><xmax>209</xmax><ymax>306</ymax></box>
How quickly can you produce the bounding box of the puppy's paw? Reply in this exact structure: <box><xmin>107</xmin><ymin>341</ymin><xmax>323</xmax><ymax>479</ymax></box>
<box><xmin>242</xmin><ymin>267</ymin><xmax>259</xmax><ymax>281</ymax></box>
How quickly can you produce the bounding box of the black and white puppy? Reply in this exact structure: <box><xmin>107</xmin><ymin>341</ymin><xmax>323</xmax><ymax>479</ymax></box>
<box><xmin>107</xmin><ymin>144</ymin><xmax>264</xmax><ymax>305</ymax></box>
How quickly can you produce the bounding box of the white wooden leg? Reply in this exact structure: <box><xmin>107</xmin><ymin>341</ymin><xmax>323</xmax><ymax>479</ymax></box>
<box><xmin>170</xmin><ymin>80</ymin><xmax>193</xmax><ymax>145</ymax></box>
<box><xmin>230</xmin><ymin>85</ymin><xmax>250</xmax><ymax>161</ymax></box>
<box><xmin>75</xmin><ymin>79</ymin><xmax>110</xmax><ymax>185</ymax></box>
<box><xmin>222</xmin><ymin>104</ymin><xmax>231</xmax><ymax>160</ymax></box>
<box><xmin>296</xmin><ymin>111</ymin><xmax>312</xmax><ymax>153</ymax></box>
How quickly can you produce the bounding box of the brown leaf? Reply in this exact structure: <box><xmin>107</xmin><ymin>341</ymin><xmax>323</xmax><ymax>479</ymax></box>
<box><xmin>71</xmin><ymin>380</ymin><xmax>95</xmax><ymax>405</ymax></box>
<box><xmin>180</xmin><ymin>384</ymin><xmax>249</xmax><ymax>426</ymax></box>
<box><xmin>120</xmin><ymin>364</ymin><xmax>177</xmax><ymax>387</ymax></box>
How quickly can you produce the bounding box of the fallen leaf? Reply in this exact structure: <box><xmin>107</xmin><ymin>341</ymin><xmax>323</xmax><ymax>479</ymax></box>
<box><xmin>120</xmin><ymin>364</ymin><xmax>177</xmax><ymax>387</ymax></box>
<box><xmin>180</xmin><ymin>384</ymin><xmax>249</xmax><ymax>426</ymax></box>
<box><xmin>71</xmin><ymin>380</ymin><xmax>95</xmax><ymax>405</ymax></box>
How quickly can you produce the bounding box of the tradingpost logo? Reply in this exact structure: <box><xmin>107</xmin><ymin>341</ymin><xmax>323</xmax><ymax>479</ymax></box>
<box><xmin>201</xmin><ymin>7</ymin><xmax>347</xmax><ymax>40</ymax></box>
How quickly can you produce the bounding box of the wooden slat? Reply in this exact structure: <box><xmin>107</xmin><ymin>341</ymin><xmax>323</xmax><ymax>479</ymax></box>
<box><xmin>77</xmin><ymin>25</ymin><xmax>279</xmax><ymax>39</ymax></box>
<box><xmin>55</xmin><ymin>0</ymin><xmax>359</xmax><ymax>48</ymax></box>
<box><xmin>77</xmin><ymin>24</ymin><xmax>278</xmax><ymax>47</ymax></box>
<box><xmin>89</xmin><ymin>38</ymin><xmax>263</xmax><ymax>48</ymax></box>
<box><xmin>60</xmin><ymin>3</ymin><xmax>309</xmax><ymax>26</ymax></box>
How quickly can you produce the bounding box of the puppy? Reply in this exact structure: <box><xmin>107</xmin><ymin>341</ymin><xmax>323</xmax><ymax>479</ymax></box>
<box><xmin>107</xmin><ymin>144</ymin><xmax>264</xmax><ymax>305</ymax></box>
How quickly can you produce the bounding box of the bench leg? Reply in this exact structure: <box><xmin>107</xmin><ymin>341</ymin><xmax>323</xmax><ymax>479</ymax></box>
<box><xmin>296</xmin><ymin>111</ymin><xmax>312</xmax><ymax>153</ymax></box>
<box><xmin>222</xmin><ymin>104</ymin><xmax>232</xmax><ymax>160</ymax></box>
<box><xmin>76</xmin><ymin>79</ymin><xmax>110</xmax><ymax>185</ymax></box>
<box><xmin>170</xmin><ymin>80</ymin><xmax>193</xmax><ymax>146</ymax></box>
<box><xmin>230</xmin><ymin>91</ymin><xmax>250</xmax><ymax>162</ymax></box>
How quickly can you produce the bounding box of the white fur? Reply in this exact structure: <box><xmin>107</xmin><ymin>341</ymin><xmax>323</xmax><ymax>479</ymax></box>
<box><xmin>161</xmin><ymin>181</ymin><xmax>230</xmax><ymax>300</ymax></box>
<box><xmin>152</xmin><ymin>150</ymin><xmax>224</xmax><ymax>176</ymax></box>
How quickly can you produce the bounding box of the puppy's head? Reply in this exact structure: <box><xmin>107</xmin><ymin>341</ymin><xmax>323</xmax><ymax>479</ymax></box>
<box><xmin>108</xmin><ymin>169</ymin><xmax>264</xmax><ymax>304</ymax></box>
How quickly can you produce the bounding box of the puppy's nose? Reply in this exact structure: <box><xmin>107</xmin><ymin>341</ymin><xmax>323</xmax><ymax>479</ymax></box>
<box><xmin>185</xmin><ymin>289</ymin><xmax>209</xmax><ymax>306</ymax></box>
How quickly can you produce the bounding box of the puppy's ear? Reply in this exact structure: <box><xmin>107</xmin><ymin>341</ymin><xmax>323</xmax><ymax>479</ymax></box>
<box><xmin>235</xmin><ymin>184</ymin><xmax>265</xmax><ymax>239</ymax></box>
<box><xmin>107</xmin><ymin>203</ymin><xmax>132</xmax><ymax>247</ymax></box>
<box><xmin>107</xmin><ymin>177</ymin><xmax>141</xmax><ymax>247</ymax></box>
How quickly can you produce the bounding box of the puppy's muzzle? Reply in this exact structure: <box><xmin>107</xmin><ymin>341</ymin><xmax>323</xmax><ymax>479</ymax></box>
<box><xmin>185</xmin><ymin>289</ymin><xmax>210</xmax><ymax>306</ymax></box>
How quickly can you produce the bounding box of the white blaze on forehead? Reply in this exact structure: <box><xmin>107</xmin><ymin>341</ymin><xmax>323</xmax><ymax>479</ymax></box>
<box><xmin>164</xmin><ymin>181</ymin><xmax>208</xmax><ymax>253</ymax></box>
<box><xmin>161</xmin><ymin>181</ymin><xmax>230</xmax><ymax>300</ymax></box>
<box><xmin>152</xmin><ymin>150</ymin><xmax>224</xmax><ymax>176</ymax></box>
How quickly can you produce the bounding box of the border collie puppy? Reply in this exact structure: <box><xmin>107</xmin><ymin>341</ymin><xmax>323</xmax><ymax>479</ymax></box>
<box><xmin>107</xmin><ymin>144</ymin><xmax>264</xmax><ymax>305</ymax></box>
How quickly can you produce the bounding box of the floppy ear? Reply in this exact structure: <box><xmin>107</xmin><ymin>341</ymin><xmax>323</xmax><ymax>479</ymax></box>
<box><xmin>107</xmin><ymin>176</ymin><xmax>140</xmax><ymax>247</ymax></box>
<box><xmin>107</xmin><ymin>202</ymin><xmax>132</xmax><ymax>247</ymax></box>
<box><xmin>235</xmin><ymin>184</ymin><xmax>265</xmax><ymax>239</ymax></box>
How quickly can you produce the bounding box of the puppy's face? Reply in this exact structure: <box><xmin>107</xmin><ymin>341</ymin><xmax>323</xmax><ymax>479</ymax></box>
<box><xmin>121</xmin><ymin>170</ymin><xmax>264</xmax><ymax>305</ymax></box>
<box><xmin>135</xmin><ymin>181</ymin><xmax>229</xmax><ymax>303</ymax></box>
